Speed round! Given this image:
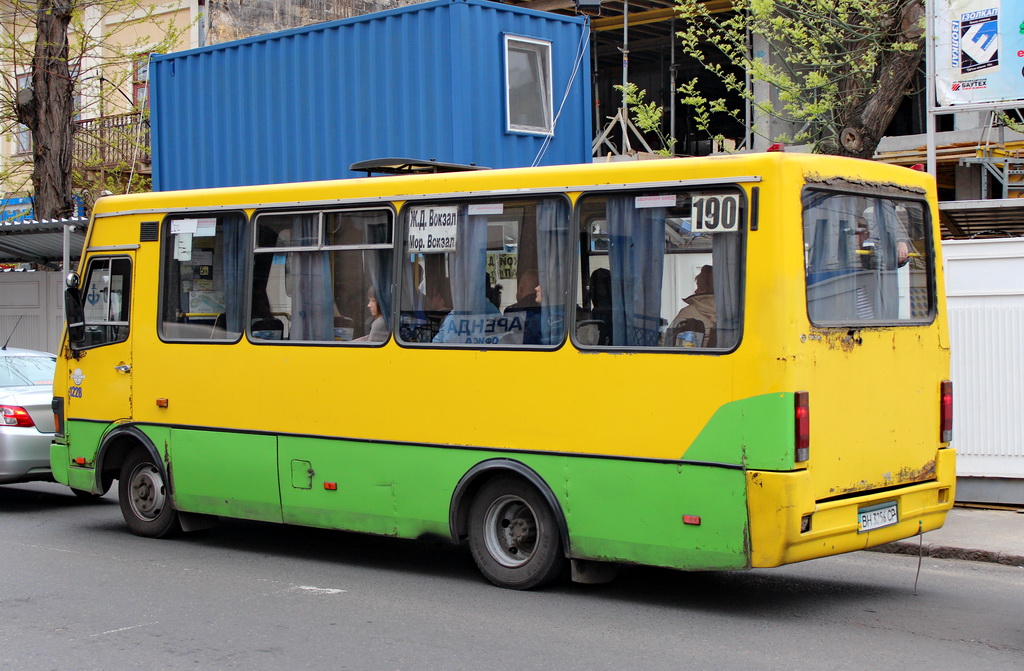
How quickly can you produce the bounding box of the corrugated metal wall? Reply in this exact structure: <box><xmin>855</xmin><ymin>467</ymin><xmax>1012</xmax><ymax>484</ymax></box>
<box><xmin>0</xmin><ymin>272</ymin><xmax>65</xmax><ymax>354</ymax></box>
<box><xmin>944</xmin><ymin>238</ymin><xmax>1024</xmax><ymax>503</ymax></box>
<box><xmin>151</xmin><ymin>0</ymin><xmax>591</xmax><ymax>191</ymax></box>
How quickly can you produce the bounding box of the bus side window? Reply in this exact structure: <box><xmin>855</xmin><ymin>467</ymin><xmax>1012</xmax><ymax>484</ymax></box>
<box><xmin>398</xmin><ymin>197</ymin><xmax>571</xmax><ymax>347</ymax></box>
<box><xmin>79</xmin><ymin>256</ymin><xmax>132</xmax><ymax>348</ymax></box>
<box><xmin>251</xmin><ymin>208</ymin><xmax>394</xmax><ymax>343</ymax></box>
<box><xmin>575</xmin><ymin>190</ymin><xmax>742</xmax><ymax>350</ymax></box>
<box><xmin>159</xmin><ymin>213</ymin><xmax>247</xmax><ymax>342</ymax></box>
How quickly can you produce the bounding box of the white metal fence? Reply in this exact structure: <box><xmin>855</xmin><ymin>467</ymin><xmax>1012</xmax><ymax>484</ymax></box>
<box><xmin>943</xmin><ymin>238</ymin><xmax>1024</xmax><ymax>504</ymax></box>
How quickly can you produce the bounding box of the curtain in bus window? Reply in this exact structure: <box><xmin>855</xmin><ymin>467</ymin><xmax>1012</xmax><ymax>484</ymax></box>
<box><xmin>805</xmin><ymin>193</ymin><xmax>906</xmax><ymax>323</ymax></box>
<box><xmin>806</xmin><ymin>192</ymin><xmax>857</xmax><ymax>321</ymax></box>
<box><xmin>366</xmin><ymin>248</ymin><xmax>393</xmax><ymax>331</ymax></box>
<box><xmin>400</xmin><ymin>255</ymin><xmax>427</xmax><ymax>339</ymax></box>
<box><xmin>536</xmin><ymin>199</ymin><xmax>569</xmax><ymax>345</ymax></box>
<box><xmin>711</xmin><ymin>232</ymin><xmax>741</xmax><ymax>348</ymax></box>
<box><xmin>433</xmin><ymin>212</ymin><xmax>497</xmax><ymax>343</ymax></box>
<box><xmin>607</xmin><ymin>196</ymin><xmax>665</xmax><ymax>346</ymax></box>
<box><xmin>863</xmin><ymin>198</ymin><xmax>903</xmax><ymax>319</ymax></box>
<box><xmin>289</xmin><ymin>214</ymin><xmax>333</xmax><ymax>341</ymax></box>
<box><xmin>222</xmin><ymin>215</ymin><xmax>246</xmax><ymax>334</ymax></box>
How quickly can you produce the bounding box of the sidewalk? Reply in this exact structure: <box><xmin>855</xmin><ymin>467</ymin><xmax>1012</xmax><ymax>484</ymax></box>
<box><xmin>871</xmin><ymin>506</ymin><xmax>1024</xmax><ymax>566</ymax></box>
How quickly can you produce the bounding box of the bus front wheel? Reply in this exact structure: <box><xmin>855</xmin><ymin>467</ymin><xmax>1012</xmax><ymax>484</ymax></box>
<box><xmin>467</xmin><ymin>477</ymin><xmax>565</xmax><ymax>590</ymax></box>
<box><xmin>118</xmin><ymin>450</ymin><xmax>181</xmax><ymax>538</ymax></box>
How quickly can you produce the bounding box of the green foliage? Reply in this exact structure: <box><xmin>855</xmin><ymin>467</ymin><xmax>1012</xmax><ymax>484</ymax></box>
<box><xmin>997</xmin><ymin>111</ymin><xmax>1024</xmax><ymax>135</ymax></box>
<box><xmin>674</xmin><ymin>0</ymin><xmax>923</xmax><ymax>154</ymax></box>
<box><xmin>1</xmin><ymin>1</ymin><xmax>192</xmax><ymax>213</ymax></box>
<box><xmin>615</xmin><ymin>82</ymin><xmax>678</xmax><ymax>156</ymax></box>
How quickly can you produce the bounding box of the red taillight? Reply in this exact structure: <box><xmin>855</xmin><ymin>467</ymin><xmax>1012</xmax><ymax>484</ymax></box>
<box><xmin>767</xmin><ymin>143</ymin><xmax>785</xmax><ymax>152</ymax></box>
<box><xmin>940</xmin><ymin>380</ymin><xmax>953</xmax><ymax>443</ymax></box>
<box><xmin>52</xmin><ymin>396</ymin><xmax>65</xmax><ymax>436</ymax></box>
<box><xmin>1</xmin><ymin>404</ymin><xmax>35</xmax><ymax>428</ymax></box>
<box><xmin>795</xmin><ymin>391</ymin><xmax>810</xmax><ymax>462</ymax></box>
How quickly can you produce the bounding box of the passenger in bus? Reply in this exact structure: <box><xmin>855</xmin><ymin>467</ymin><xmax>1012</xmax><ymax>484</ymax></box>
<box><xmin>504</xmin><ymin>271</ymin><xmax>542</xmax><ymax>344</ymax></box>
<box><xmin>581</xmin><ymin>268</ymin><xmax>612</xmax><ymax>346</ymax></box>
<box><xmin>667</xmin><ymin>265</ymin><xmax>716</xmax><ymax>347</ymax></box>
<box><xmin>432</xmin><ymin>277</ymin><xmax>501</xmax><ymax>344</ymax></box>
<box><xmin>855</xmin><ymin>215</ymin><xmax>911</xmax><ymax>268</ymax></box>
<box><xmin>354</xmin><ymin>286</ymin><xmax>388</xmax><ymax>342</ymax></box>
<box><xmin>504</xmin><ymin>271</ymin><xmax>540</xmax><ymax>313</ymax></box>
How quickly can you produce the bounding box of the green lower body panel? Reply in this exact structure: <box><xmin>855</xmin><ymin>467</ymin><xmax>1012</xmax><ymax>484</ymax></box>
<box><xmin>168</xmin><ymin>428</ymin><xmax>283</xmax><ymax>523</ymax></box>
<box><xmin>536</xmin><ymin>459</ymin><xmax>749</xmax><ymax>570</ymax></box>
<box><xmin>49</xmin><ymin>441</ymin><xmax>69</xmax><ymax>485</ymax></box>
<box><xmin>62</xmin><ymin>422</ymin><xmax>753</xmax><ymax>571</ymax></box>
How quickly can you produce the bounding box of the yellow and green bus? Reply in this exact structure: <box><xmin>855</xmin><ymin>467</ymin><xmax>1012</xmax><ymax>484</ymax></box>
<box><xmin>51</xmin><ymin>152</ymin><xmax>954</xmax><ymax>589</ymax></box>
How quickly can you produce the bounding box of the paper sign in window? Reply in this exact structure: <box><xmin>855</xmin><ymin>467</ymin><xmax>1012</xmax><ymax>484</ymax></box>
<box><xmin>691</xmin><ymin>194</ymin><xmax>741</xmax><ymax>233</ymax></box>
<box><xmin>408</xmin><ymin>206</ymin><xmax>458</xmax><ymax>253</ymax></box>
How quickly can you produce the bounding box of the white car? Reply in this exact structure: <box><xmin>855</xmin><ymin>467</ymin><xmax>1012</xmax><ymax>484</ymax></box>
<box><xmin>0</xmin><ymin>347</ymin><xmax>57</xmax><ymax>485</ymax></box>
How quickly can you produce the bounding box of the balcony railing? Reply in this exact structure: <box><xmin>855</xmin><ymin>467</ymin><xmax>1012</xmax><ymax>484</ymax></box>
<box><xmin>73</xmin><ymin>111</ymin><xmax>150</xmax><ymax>171</ymax></box>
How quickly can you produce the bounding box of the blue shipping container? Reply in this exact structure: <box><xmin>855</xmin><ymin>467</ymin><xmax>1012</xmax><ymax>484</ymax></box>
<box><xmin>151</xmin><ymin>0</ymin><xmax>592</xmax><ymax>191</ymax></box>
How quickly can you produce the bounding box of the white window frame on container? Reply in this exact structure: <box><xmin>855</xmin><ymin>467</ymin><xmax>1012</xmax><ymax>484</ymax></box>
<box><xmin>504</xmin><ymin>35</ymin><xmax>553</xmax><ymax>136</ymax></box>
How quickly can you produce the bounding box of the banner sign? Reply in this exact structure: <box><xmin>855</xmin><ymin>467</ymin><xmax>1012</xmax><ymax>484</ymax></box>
<box><xmin>935</xmin><ymin>0</ymin><xmax>1024</xmax><ymax>106</ymax></box>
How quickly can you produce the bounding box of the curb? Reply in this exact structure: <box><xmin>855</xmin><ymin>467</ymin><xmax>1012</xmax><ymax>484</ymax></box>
<box><xmin>869</xmin><ymin>541</ymin><xmax>1024</xmax><ymax>567</ymax></box>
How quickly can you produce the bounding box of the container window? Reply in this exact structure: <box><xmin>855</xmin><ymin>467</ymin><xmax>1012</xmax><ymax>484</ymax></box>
<box><xmin>505</xmin><ymin>36</ymin><xmax>553</xmax><ymax>135</ymax></box>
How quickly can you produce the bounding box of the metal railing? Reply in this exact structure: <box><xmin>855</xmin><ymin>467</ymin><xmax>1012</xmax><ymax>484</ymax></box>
<box><xmin>72</xmin><ymin>112</ymin><xmax>150</xmax><ymax>170</ymax></box>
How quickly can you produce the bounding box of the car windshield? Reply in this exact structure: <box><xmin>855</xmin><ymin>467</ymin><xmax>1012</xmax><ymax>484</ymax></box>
<box><xmin>0</xmin><ymin>355</ymin><xmax>56</xmax><ymax>387</ymax></box>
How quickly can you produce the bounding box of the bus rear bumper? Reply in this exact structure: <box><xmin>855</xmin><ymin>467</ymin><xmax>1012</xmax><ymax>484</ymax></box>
<box><xmin>747</xmin><ymin>448</ymin><xmax>956</xmax><ymax>568</ymax></box>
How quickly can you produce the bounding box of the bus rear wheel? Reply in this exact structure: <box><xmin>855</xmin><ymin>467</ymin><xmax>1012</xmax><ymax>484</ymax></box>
<box><xmin>467</xmin><ymin>477</ymin><xmax>565</xmax><ymax>590</ymax></box>
<box><xmin>118</xmin><ymin>449</ymin><xmax>181</xmax><ymax>538</ymax></box>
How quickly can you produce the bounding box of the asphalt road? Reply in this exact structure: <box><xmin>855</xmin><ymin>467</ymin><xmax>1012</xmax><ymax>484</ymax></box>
<box><xmin>2</xmin><ymin>481</ymin><xmax>1022</xmax><ymax>671</ymax></box>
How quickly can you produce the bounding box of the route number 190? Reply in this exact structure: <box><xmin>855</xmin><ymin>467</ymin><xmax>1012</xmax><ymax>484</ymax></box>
<box><xmin>692</xmin><ymin>193</ymin><xmax>741</xmax><ymax>233</ymax></box>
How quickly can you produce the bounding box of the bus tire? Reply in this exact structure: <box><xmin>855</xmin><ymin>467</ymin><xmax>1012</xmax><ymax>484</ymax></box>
<box><xmin>118</xmin><ymin>449</ymin><xmax>181</xmax><ymax>538</ymax></box>
<box><xmin>467</xmin><ymin>476</ymin><xmax>565</xmax><ymax>590</ymax></box>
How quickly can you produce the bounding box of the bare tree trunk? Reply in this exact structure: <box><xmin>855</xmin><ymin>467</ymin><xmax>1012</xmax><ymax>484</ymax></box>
<box><xmin>830</xmin><ymin>0</ymin><xmax>925</xmax><ymax>159</ymax></box>
<box><xmin>15</xmin><ymin>1</ymin><xmax>75</xmax><ymax>220</ymax></box>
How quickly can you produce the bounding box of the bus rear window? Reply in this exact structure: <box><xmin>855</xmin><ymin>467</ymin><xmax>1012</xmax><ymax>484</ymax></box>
<box><xmin>803</xmin><ymin>190</ymin><xmax>933</xmax><ymax>325</ymax></box>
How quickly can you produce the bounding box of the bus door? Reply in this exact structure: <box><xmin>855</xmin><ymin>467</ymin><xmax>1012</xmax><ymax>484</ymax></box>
<box><xmin>65</xmin><ymin>253</ymin><xmax>136</xmax><ymax>437</ymax></box>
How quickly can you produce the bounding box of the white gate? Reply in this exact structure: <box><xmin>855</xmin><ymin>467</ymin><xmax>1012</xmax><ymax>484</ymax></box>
<box><xmin>0</xmin><ymin>271</ymin><xmax>64</xmax><ymax>353</ymax></box>
<box><xmin>943</xmin><ymin>238</ymin><xmax>1024</xmax><ymax>505</ymax></box>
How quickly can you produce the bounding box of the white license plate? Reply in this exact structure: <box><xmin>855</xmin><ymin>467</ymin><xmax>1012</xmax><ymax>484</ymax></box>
<box><xmin>858</xmin><ymin>502</ymin><xmax>898</xmax><ymax>533</ymax></box>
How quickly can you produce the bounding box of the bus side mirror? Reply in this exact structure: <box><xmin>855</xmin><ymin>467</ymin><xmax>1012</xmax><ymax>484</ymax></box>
<box><xmin>65</xmin><ymin>285</ymin><xmax>86</xmax><ymax>347</ymax></box>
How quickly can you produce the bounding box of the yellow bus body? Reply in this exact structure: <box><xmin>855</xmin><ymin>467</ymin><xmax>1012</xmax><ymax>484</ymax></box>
<box><xmin>52</xmin><ymin>153</ymin><xmax>954</xmax><ymax>586</ymax></box>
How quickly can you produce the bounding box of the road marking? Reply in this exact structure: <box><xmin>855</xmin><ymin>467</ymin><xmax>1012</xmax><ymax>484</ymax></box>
<box><xmin>91</xmin><ymin>622</ymin><xmax>158</xmax><ymax>637</ymax></box>
<box><xmin>294</xmin><ymin>585</ymin><xmax>347</xmax><ymax>595</ymax></box>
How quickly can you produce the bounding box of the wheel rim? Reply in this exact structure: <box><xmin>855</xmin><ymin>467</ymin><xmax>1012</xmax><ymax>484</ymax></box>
<box><xmin>482</xmin><ymin>494</ymin><xmax>539</xmax><ymax>568</ymax></box>
<box><xmin>127</xmin><ymin>462</ymin><xmax>166</xmax><ymax>521</ymax></box>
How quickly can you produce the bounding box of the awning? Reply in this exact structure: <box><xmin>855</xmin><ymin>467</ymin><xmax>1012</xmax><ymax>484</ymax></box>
<box><xmin>0</xmin><ymin>218</ymin><xmax>88</xmax><ymax>269</ymax></box>
<box><xmin>940</xmin><ymin>199</ymin><xmax>1024</xmax><ymax>239</ymax></box>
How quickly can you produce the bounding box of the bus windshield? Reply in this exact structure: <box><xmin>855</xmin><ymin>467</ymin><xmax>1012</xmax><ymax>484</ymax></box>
<box><xmin>803</xmin><ymin>189</ymin><xmax>933</xmax><ymax>325</ymax></box>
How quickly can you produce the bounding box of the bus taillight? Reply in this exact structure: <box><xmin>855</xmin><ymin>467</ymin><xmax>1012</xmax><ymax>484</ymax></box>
<box><xmin>940</xmin><ymin>380</ymin><xmax>953</xmax><ymax>443</ymax></box>
<box><xmin>795</xmin><ymin>391</ymin><xmax>810</xmax><ymax>462</ymax></box>
<box><xmin>52</xmin><ymin>396</ymin><xmax>65</xmax><ymax>437</ymax></box>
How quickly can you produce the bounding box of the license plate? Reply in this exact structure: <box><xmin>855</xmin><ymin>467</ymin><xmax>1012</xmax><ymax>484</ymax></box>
<box><xmin>858</xmin><ymin>501</ymin><xmax>898</xmax><ymax>533</ymax></box>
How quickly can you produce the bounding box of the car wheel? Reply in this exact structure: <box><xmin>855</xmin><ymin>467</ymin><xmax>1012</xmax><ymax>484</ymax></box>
<box><xmin>118</xmin><ymin>449</ymin><xmax>181</xmax><ymax>538</ymax></box>
<box><xmin>467</xmin><ymin>476</ymin><xmax>565</xmax><ymax>590</ymax></box>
